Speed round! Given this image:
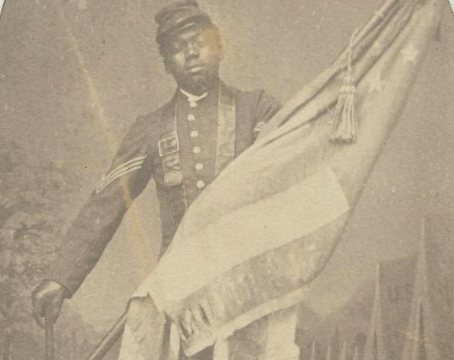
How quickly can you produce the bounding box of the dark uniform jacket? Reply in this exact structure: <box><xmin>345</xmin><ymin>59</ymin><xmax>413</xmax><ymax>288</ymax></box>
<box><xmin>46</xmin><ymin>81</ymin><xmax>281</xmax><ymax>296</ymax></box>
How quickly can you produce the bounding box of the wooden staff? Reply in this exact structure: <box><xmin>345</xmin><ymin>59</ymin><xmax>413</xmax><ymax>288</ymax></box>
<box><xmin>86</xmin><ymin>312</ymin><xmax>127</xmax><ymax>360</ymax></box>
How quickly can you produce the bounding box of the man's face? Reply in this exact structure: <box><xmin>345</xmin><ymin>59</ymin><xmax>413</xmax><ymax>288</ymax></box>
<box><xmin>163</xmin><ymin>24</ymin><xmax>223</xmax><ymax>94</ymax></box>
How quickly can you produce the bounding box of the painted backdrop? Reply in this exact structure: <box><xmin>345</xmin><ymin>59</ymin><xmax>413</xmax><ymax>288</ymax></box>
<box><xmin>0</xmin><ymin>0</ymin><xmax>453</xmax><ymax>340</ymax></box>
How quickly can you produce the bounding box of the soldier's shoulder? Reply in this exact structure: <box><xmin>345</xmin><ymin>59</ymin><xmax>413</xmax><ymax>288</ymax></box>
<box><xmin>133</xmin><ymin>105</ymin><xmax>166</xmax><ymax>131</ymax></box>
<box><xmin>117</xmin><ymin>102</ymin><xmax>171</xmax><ymax>154</ymax></box>
<box><xmin>220</xmin><ymin>81</ymin><xmax>270</xmax><ymax>99</ymax></box>
<box><xmin>233</xmin><ymin>86</ymin><xmax>278</xmax><ymax>106</ymax></box>
<box><xmin>125</xmin><ymin>101</ymin><xmax>171</xmax><ymax>138</ymax></box>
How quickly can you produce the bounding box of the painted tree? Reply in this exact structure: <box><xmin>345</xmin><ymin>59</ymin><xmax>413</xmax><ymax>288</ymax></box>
<box><xmin>0</xmin><ymin>143</ymin><xmax>81</xmax><ymax>359</ymax></box>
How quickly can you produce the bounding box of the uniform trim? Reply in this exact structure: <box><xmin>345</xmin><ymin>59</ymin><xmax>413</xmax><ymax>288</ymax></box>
<box><xmin>214</xmin><ymin>84</ymin><xmax>237</xmax><ymax>176</ymax></box>
<box><xmin>96</xmin><ymin>155</ymin><xmax>148</xmax><ymax>194</ymax></box>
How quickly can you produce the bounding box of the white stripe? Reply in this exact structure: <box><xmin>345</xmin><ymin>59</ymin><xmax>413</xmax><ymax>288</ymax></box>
<box><xmin>105</xmin><ymin>155</ymin><xmax>148</xmax><ymax>178</ymax></box>
<box><xmin>0</xmin><ymin>0</ymin><xmax>6</xmax><ymax>19</ymax></box>
<box><xmin>100</xmin><ymin>159</ymin><xmax>145</xmax><ymax>185</ymax></box>
<box><xmin>141</xmin><ymin>168</ymin><xmax>349</xmax><ymax>309</ymax></box>
<box><xmin>97</xmin><ymin>163</ymin><xmax>144</xmax><ymax>191</ymax></box>
<box><xmin>106</xmin><ymin>155</ymin><xmax>148</xmax><ymax>172</ymax></box>
<box><xmin>96</xmin><ymin>165</ymin><xmax>143</xmax><ymax>193</ymax></box>
<box><xmin>98</xmin><ymin>165</ymin><xmax>143</xmax><ymax>189</ymax></box>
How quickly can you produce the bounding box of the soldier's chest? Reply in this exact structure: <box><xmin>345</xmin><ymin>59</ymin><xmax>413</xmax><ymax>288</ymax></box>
<box><xmin>151</xmin><ymin>92</ymin><xmax>243</xmax><ymax>205</ymax></box>
<box><xmin>176</xmin><ymin>96</ymin><xmax>219</xmax><ymax>188</ymax></box>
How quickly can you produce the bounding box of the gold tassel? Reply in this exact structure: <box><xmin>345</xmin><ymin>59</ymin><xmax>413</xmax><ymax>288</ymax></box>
<box><xmin>331</xmin><ymin>30</ymin><xmax>359</xmax><ymax>144</ymax></box>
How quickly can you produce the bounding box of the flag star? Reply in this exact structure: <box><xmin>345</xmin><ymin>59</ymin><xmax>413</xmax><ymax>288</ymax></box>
<box><xmin>401</xmin><ymin>43</ymin><xmax>420</xmax><ymax>65</ymax></box>
<box><xmin>370</xmin><ymin>41</ymin><xmax>382</xmax><ymax>57</ymax></box>
<box><xmin>368</xmin><ymin>71</ymin><xmax>385</xmax><ymax>93</ymax></box>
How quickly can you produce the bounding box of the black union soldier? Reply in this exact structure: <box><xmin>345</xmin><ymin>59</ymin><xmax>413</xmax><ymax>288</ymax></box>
<box><xmin>32</xmin><ymin>1</ymin><xmax>299</xmax><ymax>359</ymax></box>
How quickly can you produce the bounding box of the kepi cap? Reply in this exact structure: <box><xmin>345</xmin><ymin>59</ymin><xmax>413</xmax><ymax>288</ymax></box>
<box><xmin>155</xmin><ymin>1</ymin><xmax>213</xmax><ymax>44</ymax></box>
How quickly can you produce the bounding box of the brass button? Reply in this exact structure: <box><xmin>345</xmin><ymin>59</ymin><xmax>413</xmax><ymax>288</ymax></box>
<box><xmin>190</xmin><ymin>130</ymin><xmax>199</xmax><ymax>138</ymax></box>
<box><xmin>193</xmin><ymin>146</ymin><xmax>201</xmax><ymax>154</ymax></box>
<box><xmin>196</xmin><ymin>180</ymin><xmax>205</xmax><ymax>189</ymax></box>
<box><xmin>187</xmin><ymin>114</ymin><xmax>195</xmax><ymax>121</ymax></box>
<box><xmin>189</xmin><ymin>101</ymin><xmax>197</xmax><ymax>108</ymax></box>
<box><xmin>195</xmin><ymin>163</ymin><xmax>204</xmax><ymax>171</ymax></box>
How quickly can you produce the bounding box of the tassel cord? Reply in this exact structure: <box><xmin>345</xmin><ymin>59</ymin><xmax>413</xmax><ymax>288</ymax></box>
<box><xmin>331</xmin><ymin>29</ymin><xmax>360</xmax><ymax>144</ymax></box>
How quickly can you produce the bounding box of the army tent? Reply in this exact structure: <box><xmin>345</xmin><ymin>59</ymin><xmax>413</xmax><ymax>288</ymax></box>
<box><xmin>363</xmin><ymin>256</ymin><xmax>417</xmax><ymax>360</ymax></box>
<box><xmin>325</xmin><ymin>343</ymin><xmax>333</xmax><ymax>360</ymax></box>
<box><xmin>352</xmin><ymin>346</ymin><xmax>360</xmax><ymax>360</ymax></box>
<box><xmin>339</xmin><ymin>342</ymin><xmax>348</xmax><ymax>360</ymax></box>
<box><xmin>310</xmin><ymin>341</ymin><xmax>319</xmax><ymax>360</ymax></box>
<box><xmin>401</xmin><ymin>216</ymin><xmax>454</xmax><ymax>360</ymax></box>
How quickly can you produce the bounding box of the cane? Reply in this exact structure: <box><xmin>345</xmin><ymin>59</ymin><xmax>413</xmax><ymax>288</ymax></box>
<box><xmin>44</xmin><ymin>310</ymin><xmax>54</xmax><ymax>360</ymax></box>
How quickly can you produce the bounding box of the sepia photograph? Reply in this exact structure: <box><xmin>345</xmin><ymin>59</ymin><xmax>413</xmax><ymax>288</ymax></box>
<box><xmin>0</xmin><ymin>0</ymin><xmax>454</xmax><ymax>359</ymax></box>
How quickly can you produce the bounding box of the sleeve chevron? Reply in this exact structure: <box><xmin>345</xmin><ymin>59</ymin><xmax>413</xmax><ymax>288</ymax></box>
<box><xmin>96</xmin><ymin>155</ymin><xmax>148</xmax><ymax>194</ymax></box>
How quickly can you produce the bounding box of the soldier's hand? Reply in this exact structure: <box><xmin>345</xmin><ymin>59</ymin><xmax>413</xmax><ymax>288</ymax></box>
<box><xmin>32</xmin><ymin>280</ymin><xmax>68</xmax><ymax>328</ymax></box>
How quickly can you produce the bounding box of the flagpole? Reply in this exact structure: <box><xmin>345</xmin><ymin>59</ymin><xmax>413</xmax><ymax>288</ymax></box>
<box><xmin>258</xmin><ymin>0</ymin><xmax>404</xmax><ymax>138</ymax></box>
<box><xmin>85</xmin><ymin>312</ymin><xmax>127</xmax><ymax>360</ymax></box>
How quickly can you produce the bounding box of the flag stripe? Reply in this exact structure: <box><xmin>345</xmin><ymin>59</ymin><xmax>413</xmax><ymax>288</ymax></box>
<box><xmin>144</xmin><ymin>168</ymin><xmax>349</xmax><ymax>309</ymax></box>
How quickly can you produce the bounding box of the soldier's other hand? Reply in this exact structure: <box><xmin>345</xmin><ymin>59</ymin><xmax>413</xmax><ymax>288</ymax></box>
<box><xmin>32</xmin><ymin>280</ymin><xmax>68</xmax><ymax>328</ymax></box>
